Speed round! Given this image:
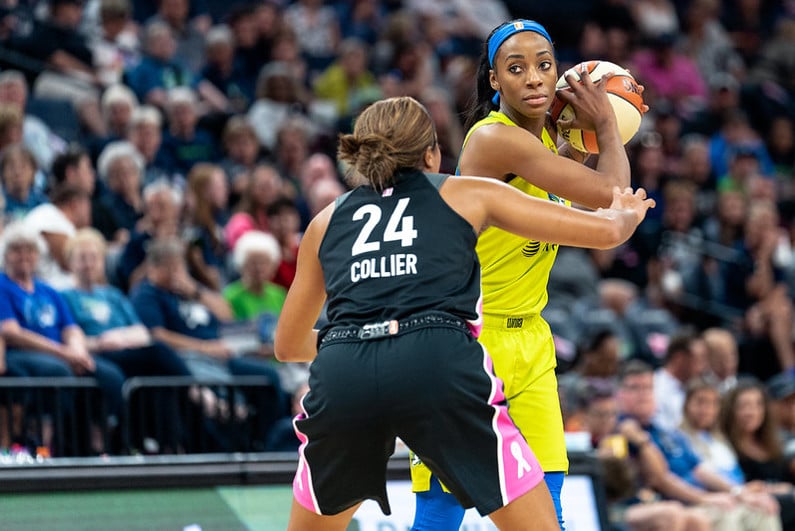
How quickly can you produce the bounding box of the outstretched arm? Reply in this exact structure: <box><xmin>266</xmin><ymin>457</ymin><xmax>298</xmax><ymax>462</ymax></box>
<box><xmin>443</xmin><ymin>177</ymin><xmax>653</xmax><ymax>250</ymax></box>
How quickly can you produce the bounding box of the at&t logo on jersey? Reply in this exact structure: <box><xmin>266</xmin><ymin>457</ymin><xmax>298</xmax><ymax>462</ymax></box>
<box><xmin>521</xmin><ymin>240</ymin><xmax>558</xmax><ymax>258</ymax></box>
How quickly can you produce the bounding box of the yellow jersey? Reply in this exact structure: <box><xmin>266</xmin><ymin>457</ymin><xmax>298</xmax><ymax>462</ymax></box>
<box><xmin>461</xmin><ymin>111</ymin><xmax>569</xmax><ymax>316</ymax></box>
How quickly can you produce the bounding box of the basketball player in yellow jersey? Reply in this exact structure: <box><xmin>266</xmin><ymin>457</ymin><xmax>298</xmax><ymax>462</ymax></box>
<box><xmin>410</xmin><ymin>20</ymin><xmax>646</xmax><ymax>530</ymax></box>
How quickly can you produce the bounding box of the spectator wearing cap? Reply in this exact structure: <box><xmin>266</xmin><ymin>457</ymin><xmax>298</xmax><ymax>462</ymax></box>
<box><xmin>767</xmin><ymin>371</ymin><xmax>795</xmax><ymax>464</ymax></box>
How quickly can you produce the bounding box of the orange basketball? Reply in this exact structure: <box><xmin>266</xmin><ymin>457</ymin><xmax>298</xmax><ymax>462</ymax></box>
<box><xmin>549</xmin><ymin>60</ymin><xmax>645</xmax><ymax>154</ymax></box>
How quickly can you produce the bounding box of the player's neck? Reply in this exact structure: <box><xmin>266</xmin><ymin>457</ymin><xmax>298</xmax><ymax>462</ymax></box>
<box><xmin>498</xmin><ymin>106</ymin><xmax>545</xmax><ymax>138</ymax></box>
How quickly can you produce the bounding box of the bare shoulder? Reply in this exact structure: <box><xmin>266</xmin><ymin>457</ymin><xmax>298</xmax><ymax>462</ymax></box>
<box><xmin>462</xmin><ymin>121</ymin><xmax>553</xmax><ymax>177</ymax></box>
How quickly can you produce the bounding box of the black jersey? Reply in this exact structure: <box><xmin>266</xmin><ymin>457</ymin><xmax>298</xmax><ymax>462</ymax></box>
<box><xmin>318</xmin><ymin>170</ymin><xmax>481</xmax><ymax>327</ymax></box>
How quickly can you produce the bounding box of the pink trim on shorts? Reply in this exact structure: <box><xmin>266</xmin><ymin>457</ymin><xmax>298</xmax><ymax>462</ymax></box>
<box><xmin>480</xmin><ymin>343</ymin><xmax>545</xmax><ymax>505</ymax></box>
<box><xmin>292</xmin><ymin>398</ymin><xmax>321</xmax><ymax>513</ymax></box>
<box><xmin>467</xmin><ymin>291</ymin><xmax>484</xmax><ymax>338</ymax></box>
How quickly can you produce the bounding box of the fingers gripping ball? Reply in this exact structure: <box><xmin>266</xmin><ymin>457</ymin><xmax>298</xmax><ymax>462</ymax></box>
<box><xmin>550</xmin><ymin>60</ymin><xmax>645</xmax><ymax>154</ymax></box>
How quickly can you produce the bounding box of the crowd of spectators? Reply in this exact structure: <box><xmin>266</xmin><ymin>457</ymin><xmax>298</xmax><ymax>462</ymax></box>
<box><xmin>0</xmin><ymin>0</ymin><xmax>793</xmax><ymax>490</ymax></box>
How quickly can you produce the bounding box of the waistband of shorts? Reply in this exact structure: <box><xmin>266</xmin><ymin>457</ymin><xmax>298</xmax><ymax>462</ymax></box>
<box><xmin>481</xmin><ymin>313</ymin><xmax>540</xmax><ymax>330</ymax></box>
<box><xmin>320</xmin><ymin>311</ymin><xmax>469</xmax><ymax>344</ymax></box>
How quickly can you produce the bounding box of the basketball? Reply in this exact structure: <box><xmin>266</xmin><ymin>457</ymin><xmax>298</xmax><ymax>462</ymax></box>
<box><xmin>549</xmin><ymin>60</ymin><xmax>645</xmax><ymax>154</ymax></box>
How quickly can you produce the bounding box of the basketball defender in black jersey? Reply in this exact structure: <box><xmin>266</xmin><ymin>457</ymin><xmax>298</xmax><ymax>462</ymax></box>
<box><xmin>274</xmin><ymin>96</ymin><xmax>654</xmax><ymax>531</ymax></box>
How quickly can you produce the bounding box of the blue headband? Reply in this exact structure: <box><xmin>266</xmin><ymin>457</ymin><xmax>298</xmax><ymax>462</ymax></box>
<box><xmin>488</xmin><ymin>20</ymin><xmax>553</xmax><ymax>105</ymax></box>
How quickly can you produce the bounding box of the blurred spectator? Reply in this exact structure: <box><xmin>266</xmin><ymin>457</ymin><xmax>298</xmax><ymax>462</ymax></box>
<box><xmin>183</xmin><ymin>163</ymin><xmax>228</xmax><ymax>290</ymax></box>
<box><xmin>722</xmin><ymin>0</ymin><xmax>778</xmax><ymax>67</ymax></box>
<box><xmin>718</xmin><ymin>145</ymin><xmax>767</xmax><ymax>194</ymax></box>
<box><xmin>265</xmin><ymin>196</ymin><xmax>300</xmax><ymax>290</ymax></box>
<box><xmin>766</xmin><ymin>371</ymin><xmax>795</xmax><ymax>464</ymax></box>
<box><xmin>680</xmin><ymin>378</ymin><xmax>746</xmax><ymax>484</ymax></box>
<box><xmin>680</xmin><ymin>0</ymin><xmax>745</xmax><ymax>80</ymax></box>
<box><xmin>631</xmin><ymin>32</ymin><xmax>707</xmax><ymax>118</ymax></box>
<box><xmin>746</xmin><ymin>18</ymin><xmax>795</xmax><ymax>133</ymax></box>
<box><xmin>581</xmin><ymin>381</ymin><xmax>712</xmax><ymax>531</ymax></box>
<box><xmin>0</xmin><ymin>70</ymin><xmax>66</xmax><ymax>174</ymax></box>
<box><xmin>8</xmin><ymin>0</ymin><xmax>106</xmax><ymax>136</ymax></box>
<box><xmin>630</xmin><ymin>132</ymin><xmax>671</xmax><ymax>222</ymax></box>
<box><xmin>51</xmin><ymin>145</ymin><xmax>121</xmax><ymax>244</ymax></box>
<box><xmin>96</xmin><ymin>140</ymin><xmax>144</xmax><ymax>237</ymax></box>
<box><xmin>88</xmin><ymin>83</ymin><xmax>139</xmax><ymax>162</ymax></box>
<box><xmin>679</xmin><ymin>134</ymin><xmax>717</xmax><ymax>217</ymax></box>
<box><xmin>247</xmin><ymin>62</ymin><xmax>311</xmax><ymax>153</ymax></box>
<box><xmin>680</xmin><ymin>376</ymin><xmax>795</xmax><ymax>527</ymax></box>
<box><xmin>653</xmin><ymin>331</ymin><xmax>710</xmax><ymax>432</ymax></box>
<box><xmin>224</xmin><ymin>163</ymin><xmax>285</xmax><ymax>250</ymax></box>
<box><xmin>337</xmin><ymin>0</ymin><xmax>385</xmax><ymax>45</ymax></box>
<box><xmin>218</xmin><ymin>115</ymin><xmax>266</xmax><ymax>204</ymax></box>
<box><xmin>129</xmin><ymin>237</ymin><xmax>287</xmax><ymax>448</ymax></box>
<box><xmin>126</xmin><ymin>104</ymin><xmax>171</xmax><ymax>186</ymax></box>
<box><xmin>379</xmin><ymin>38</ymin><xmax>435</xmax><ymax>100</ymax></box>
<box><xmin>304</xmin><ymin>176</ymin><xmax>344</xmax><ymax>218</ymax></box>
<box><xmin>721</xmin><ymin>378</ymin><xmax>795</xmax><ymax>487</ymax></box>
<box><xmin>709</xmin><ymin>110</ymin><xmax>775</xmax><ymax>179</ymax></box>
<box><xmin>616</xmin><ymin>359</ymin><xmax>780</xmax><ymax>529</ymax></box>
<box><xmin>765</xmin><ymin>117</ymin><xmax>795</xmax><ymax>188</ymax></box>
<box><xmin>61</xmin><ymin>228</ymin><xmax>194</xmax><ymax>404</ymax></box>
<box><xmin>224</xmin><ymin>4</ymin><xmax>268</xmax><ymax>93</ymax></box>
<box><xmin>0</xmin><ymin>143</ymin><xmax>48</xmax><ymax>222</ymax></box>
<box><xmin>144</xmin><ymin>0</ymin><xmax>206</xmax><ymax>75</ymax></box>
<box><xmin>124</xmin><ymin>21</ymin><xmax>226</xmax><ymax>112</ymax></box>
<box><xmin>272</xmin><ymin>116</ymin><xmax>313</xmax><ymax>184</ymax></box>
<box><xmin>89</xmin><ymin>0</ymin><xmax>140</xmax><ymax>87</ymax></box>
<box><xmin>419</xmin><ymin>86</ymin><xmax>463</xmax><ymax>175</ymax></box>
<box><xmin>115</xmin><ymin>179</ymin><xmax>182</xmax><ymax>291</ymax></box>
<box><xmin>159</xmin><ymin>87</ymin><xmax>219</xmax><ymax>177</ymax></box>
<box><xmin>0</xmin><ymin>103</ymin><xmax>23</xmax><ymax>151</ymax></box>
<box><xmin>636</xmin><ymin>180</ymin><xmax>704</xmax><ymax>311</ymax></box>
<box><xmin>703</xmin><ymin>327</ymin><xmax>741</xmax><ymax>394</ymax></box>
<box><xmin>630</xmin><ymin>0</ymin><xmax>679</xmax><ymax>39</ymax></box>
<box><xmin>725</xmin><ymin>200</ymin><xmax>795</xmax><ymax>377</ymax></box>
<box><xmin>223</xmin><ymin>230</ymin><xmax>284</xmax><ymax>322</ymax></box>
<box><xmin>312</xmin><ymin>37</ymin><xmax>377</xmax><ymax>120</ymax></box>
<box><xmin>124</xmin><ymin>23</ymin><xmax>187</xmax><ymax>109</ymax></box>
<box><xmin>201</xmin><ymin>25</ymin><xmax>252</xmax><ymax>113</ymax></box>
<box><xmin>683</xmin><ymin>72</ymin><xmax>743</xmax><ymax>139</ymax></box>
<box><xmin>702</xmin><ymin>189</ymin><xmax>746</xmax><ymax>249</ymax></box>
<box><xmin>0</xmin><ymin>222</ymin><xmax>125</xmax><ymax>452</ymax></box>
<box><xmin>559</xmin><ymin>328</ymin><xmax>620</xmax><ymax>407</ymax></box>
<box><xmin>24</xmin><ymin>185</ymin><xmax>91</xmax><ymax>289</ymax></box>
<box><xmin>283</xmin><ymin>0</ymin><xmax>340</xmax><ymax>76</ymax></box>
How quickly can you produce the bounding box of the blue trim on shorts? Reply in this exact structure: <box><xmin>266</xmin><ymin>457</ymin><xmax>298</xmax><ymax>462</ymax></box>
<box><xmin>545</xmin><ymin>471</ymin><xmax>565</xmax><ymax>529</ymax></box>
<box><xmin>411</xmin><ymin>476</ymin><xmax>465</xmax><ymax>531</ymax></box>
